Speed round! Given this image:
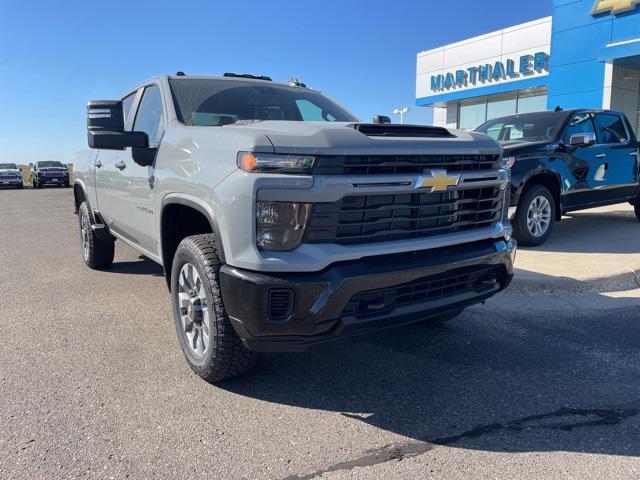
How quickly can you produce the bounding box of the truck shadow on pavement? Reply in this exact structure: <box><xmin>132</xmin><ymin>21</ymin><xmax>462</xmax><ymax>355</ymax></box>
<box><xmin>105</xmin><ymin>255</ymin><xmax>164</xmax><ymax>277</ymax></box>
<box><xmin>220</xmin><ymin>276</ymin><xmax>640</xmax><ymax>458</ymax></box>
<box><xmin>521</xmin><ymin>207</ymin><xmax>639</xmax><ymax>255</ymax></box>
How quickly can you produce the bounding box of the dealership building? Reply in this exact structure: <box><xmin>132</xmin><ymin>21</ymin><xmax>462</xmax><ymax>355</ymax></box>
<box><xmin>416</xmin><ymin>0</ymin><xmax>640</xmax><ymax>136</ymax></box>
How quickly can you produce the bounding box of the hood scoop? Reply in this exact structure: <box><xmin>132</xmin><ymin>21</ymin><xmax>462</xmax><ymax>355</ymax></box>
<box><xmin>352</xmin><ymin>123</ymin><xmax>454</xmax><ymax>138</ymax></box>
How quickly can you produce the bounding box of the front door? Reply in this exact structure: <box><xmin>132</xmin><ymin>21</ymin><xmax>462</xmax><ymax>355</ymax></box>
<box><xmin>561</xmin><ymin>112</ymin><xmax>612</xmax><ymax>208</ymax></box>
<box><xmin>592</xmin><ymin>112</ymin><xmax>639</xmax><ymax>201</ymax></box>
<box><xmin>95</xmin><ymin>83</ymin><xmax>165</xmax><ymax>256</ymax></box>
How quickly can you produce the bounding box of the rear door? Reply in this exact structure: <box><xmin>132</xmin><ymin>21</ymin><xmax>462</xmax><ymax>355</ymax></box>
<box><xmin>592</xmin><ymin>112</ymin><xmax>639</xmax><ymax>201</ymax></box>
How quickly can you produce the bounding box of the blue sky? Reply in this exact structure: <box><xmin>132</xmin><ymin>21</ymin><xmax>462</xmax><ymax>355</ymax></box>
<box><xmin>0</xmin><ymin>0</ymin><xmax>550</xmax><ymax>165</ymax></box>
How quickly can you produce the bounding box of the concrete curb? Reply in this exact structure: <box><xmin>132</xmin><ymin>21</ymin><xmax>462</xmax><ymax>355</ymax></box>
<box><xmin>509</xmin><ymin>268</ymin><xmax>640</xmax><ymax>295</ymax></box>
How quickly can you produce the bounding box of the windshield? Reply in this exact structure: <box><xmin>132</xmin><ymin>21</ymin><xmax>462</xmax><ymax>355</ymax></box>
<box><xmin>476</xmin><ymin>111</ymin><xmax>567</xmax><ymax>142</ymax></box>
<box><xmin>0</xmin><ymin>163</ymin><xmax>18</xmax><ymax>170</ymax></box>
<box><xmin>38</xmin><ymin>161</ymin><xmax>64</xmax><ymax>168</ymax></box>
<box><xmin>169</xmin><ymin>78</ymin><xmax>359</xmax><ymax>126</ymax></box>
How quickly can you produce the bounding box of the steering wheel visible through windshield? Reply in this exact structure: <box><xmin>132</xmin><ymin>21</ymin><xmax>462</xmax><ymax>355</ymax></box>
<box><xmin>476</xmin><ymin>111</ymin><xmax>567</xmax><ymax>142</ymax></box>
<box><xmin>168</xmin><ymin>78</ymin><xmax>359</xmax><ymax>126</ymax></box>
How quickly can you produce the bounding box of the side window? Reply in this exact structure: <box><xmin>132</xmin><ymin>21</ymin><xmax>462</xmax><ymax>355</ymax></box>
<box><xmin>133</xmin><ymin>85</ymin><xmax>164</xmax><ymax>144</ymax></box>
<box><xmin>594</xmin><ymin>114</ymin><xmax>628</xmax><ymax>144</ymax></box>
<box><xmin>121</xmin><ymin>92</ymin><xmax>137</xmax><ymax>130</ymax></box>
<box><xmin>563</xmin><ymin>113</ymin><xmax>596</xmax><ymax>144</ymax></box>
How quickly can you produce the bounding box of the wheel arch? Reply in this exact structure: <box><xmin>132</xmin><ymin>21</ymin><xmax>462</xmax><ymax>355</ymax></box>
<box><xmin>72</xmin><ymin>180</ymin><xmax>89</xmax><ymax>214</ymax></box>
<box><xmin>518</xmin><ymin>171</ymin><xmax>563</xmax><ymax>221</ymax></box>
<box><xmin>160</xmin><ymin>194</ymin><xmax>225</xmax><ymax>290</ymax></box>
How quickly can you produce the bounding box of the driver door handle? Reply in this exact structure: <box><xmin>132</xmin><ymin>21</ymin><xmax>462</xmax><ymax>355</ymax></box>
<box><xmin>94</xmin><ymin>160</ymin><xmax>102</xmax><ymax>168</ymax></box>
<box><xmin>115</xmin><ymin>161</ymin><xmax>126</xmax><ymax>171</ymax></box>
<box><xmin>630</xmin><ymin>151</ymin><xmax>639</xmax><ymax>157</ymax></box>
<box><xmin>596</xmin><ymin>153</ymin><xmax>607</xmax><ymax>159</ymax></box>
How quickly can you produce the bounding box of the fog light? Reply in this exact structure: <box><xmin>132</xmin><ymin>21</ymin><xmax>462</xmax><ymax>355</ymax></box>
<box><xmin>256</xmin><ymin>201</ymin><xmax>312</xmax><ymax>251</ymax></box>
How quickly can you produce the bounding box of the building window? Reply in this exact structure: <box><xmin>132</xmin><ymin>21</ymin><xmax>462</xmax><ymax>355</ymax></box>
<box><xmin>457</xmin><ymin>88</ymin><xmax>548</xmax><ymax>129</ymax></box>
<box><xmin>459</xmin><ymin>101</ymin><xmax>487</xmax><ymax>130</ymax></box>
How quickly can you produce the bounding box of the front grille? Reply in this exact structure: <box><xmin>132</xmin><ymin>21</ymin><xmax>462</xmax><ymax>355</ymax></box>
<box><xmin>343</xmin><ymin>265</ymin><xmax>503</xmax><ymax>317</ymax></box>
<box><xmin>304</xmin><ymin>187</ymin><xmax>503</xmax><ymax>245</ymax></box>
<box><xmin>312</xmin><ymin>154</ymin><xmax>500</xmax><ymax>175</ymax></box>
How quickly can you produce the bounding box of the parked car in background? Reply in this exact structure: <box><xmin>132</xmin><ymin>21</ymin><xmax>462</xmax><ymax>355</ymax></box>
<box><xmin>0</xmin><ymin>163</ymin><xmax>23</xmax><ymax>189</ymax></box>
<box><xmin>73</xmin><ymin>73</ymin><xmax>516</xmax><ymax>382</ymax></box>
<box><xmin>32</xmin><ymin>161</ymin><xmax>70</xmax><ymax>188</ymax></box>
<box><xmin>476</xmin><ymin>109</ymin><xmax>640</xmax><ymax>245</ymax></box>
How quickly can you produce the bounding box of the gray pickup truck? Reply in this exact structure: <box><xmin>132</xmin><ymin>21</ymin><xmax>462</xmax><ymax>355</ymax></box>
<box><xmin>73</xmin><ymin>73</ymin><xmax>516</xmax><ymax>382</ymax></box>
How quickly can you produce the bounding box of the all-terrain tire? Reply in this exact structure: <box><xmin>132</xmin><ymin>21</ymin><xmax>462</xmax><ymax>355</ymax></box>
<box><xmin>78</xmin><ymin>201</ymin><xmax>115</xmax><ymax>269</ymax></box>
<box><xmin>512</xmin><ymin>184</ymin><xmax>556</xmax><ymax>246</ymax></box>
<box><xmin>171</xmin><ymin>234</ymin><xmax>257</xmax><ymax>383</ymax></box>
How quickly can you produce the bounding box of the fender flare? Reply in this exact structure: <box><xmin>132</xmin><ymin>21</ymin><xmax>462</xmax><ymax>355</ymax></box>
<box><xmin>72</xmin><ymin>179</ymin><xmax>90</xmax><ymax>213</ymax></box>
<box><xmin>159</xmin><ymin>193</ymin><xmax>226</xmax><ymax>264</ymax></box>
<box><xmin>515</xmin><ymin>166</ymin><xmax>564</xmax><ymax>219</ymax></box>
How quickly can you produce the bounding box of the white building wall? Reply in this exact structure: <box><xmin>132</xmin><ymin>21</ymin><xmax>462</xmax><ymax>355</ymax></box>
<box><xmin>416</xmin><ymin>17</ymin><xmax>552</xmax><ymax>100</ymax></box>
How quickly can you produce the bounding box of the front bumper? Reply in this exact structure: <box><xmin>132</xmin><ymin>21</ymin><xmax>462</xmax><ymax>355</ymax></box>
<box><xmin>39</xmin><ymin>176</ymin><xmax>68</xmax><ymax>184</ymax></box>
<box><xmin>0</xmin><ymin>178</ymin><xmax>22</xmax><ymax>185</ymax></box>
<box><xmin>219</xmin><ymin>238</ymin><xmax>516</xmax><ymax>352</ymax></box>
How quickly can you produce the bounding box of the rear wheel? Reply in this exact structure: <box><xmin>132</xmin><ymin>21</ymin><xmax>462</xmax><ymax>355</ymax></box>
<box><xmin>171</xmin><ymin>234</ymin><xmax>257</xmax><ymax>383</ymax></box>
<box><xmin>513</xmin><ymin>184</ymin><xmax>555</xmax><ymax>246</ymax></box>
<box><xmin>78</xmin><ymin>201</ymin><xmax>114</xmax><ymax>269</ymax></box>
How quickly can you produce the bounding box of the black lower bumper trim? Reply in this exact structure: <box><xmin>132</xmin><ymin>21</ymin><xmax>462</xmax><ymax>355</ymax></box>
<box><xmin>219</xmin><ymin>238</ymin><xmax>516</xmax><ymax>352</ymax></box>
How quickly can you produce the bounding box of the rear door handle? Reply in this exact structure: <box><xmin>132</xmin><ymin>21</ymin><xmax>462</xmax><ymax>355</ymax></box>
<box><xmin>596</xmin><ymin>153</ymin><xmax>607</xmax><ymax>159</ymax></box>
<box><xmin>631</xmin><ymin>151</ymin><xmax>639</xmax><ymax>157</ymax></box>
<box><xmin>115</xmin><ymin>161</ymin><xmax>126</xmax><ymax>171</ymax></box>
<box><xmin>94</xmin><ymin>160</ymin><xmax>102</xmax><ymax>168</ymax></box>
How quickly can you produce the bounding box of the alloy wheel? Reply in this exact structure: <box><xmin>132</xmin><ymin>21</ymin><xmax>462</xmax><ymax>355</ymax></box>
<box><xmin>526</xmin><ymin>195</ymin><xmax>552</xmax><ymax>237</ymax></box>
<box><xmin>80</xmin><ymin>212</ymin><xmax>90</xmax><ymax>261</ymax></box>
<box><xmin>177</xmin><ymin>263</ymin><xmax>211</xmax><ymax>358</ymax></box>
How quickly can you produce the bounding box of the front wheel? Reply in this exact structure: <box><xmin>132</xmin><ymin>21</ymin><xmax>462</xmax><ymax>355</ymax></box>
<box><xmin>171</xmin><ymin>234</ymin><xmax>257</xmax><ymax>383</ymax></box>
<box><xmin>634</xmin><ymin>202</ymin><xmax>640</xmax><ymax>221</ymax></box>
<box><xmin>512</xmin><ymin>185</ymin><xmax>555</xmax><ymax>246</ymax></box>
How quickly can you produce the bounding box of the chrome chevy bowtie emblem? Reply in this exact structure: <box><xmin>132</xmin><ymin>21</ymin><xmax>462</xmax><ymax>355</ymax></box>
<box><xmin>415</xmin><ymin>169</ymin><xmax>461</xmax><ymax>192</ymax></box>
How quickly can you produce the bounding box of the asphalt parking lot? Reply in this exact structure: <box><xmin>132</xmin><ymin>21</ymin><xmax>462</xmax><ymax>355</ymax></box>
<box><xmin>1</xmin><ymin>188</ymin><xmax>639</xmax><ymax>480</ymax></box>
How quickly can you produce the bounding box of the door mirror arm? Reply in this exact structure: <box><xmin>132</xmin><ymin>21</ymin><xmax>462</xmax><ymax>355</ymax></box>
<box><xmin>132</xmin><ymin>147</ymin><xmax>157</xmax><ymax>167</ymax></box>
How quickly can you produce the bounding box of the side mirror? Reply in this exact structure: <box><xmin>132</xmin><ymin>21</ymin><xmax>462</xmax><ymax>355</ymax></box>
<box><xmin>87</xmin><ymin>100</ymin><xmax>149</xmax><ymax>150</ymax></box>
<box><xmin>373</xmin><ymin>115</ymin><xmax>391</xmax><ymax>124</ymax></box>
<box><xmin>569</xmin><ymin>132</ymin><xmax>596</xmax><ymax>148</ymax></box>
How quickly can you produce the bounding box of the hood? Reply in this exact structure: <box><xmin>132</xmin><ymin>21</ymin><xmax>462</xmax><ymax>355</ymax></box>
<box><xmin>501</xmin><ymin>139</ymin><xmax>553</xmax><ymax>154</ymax></box>
<box><xmin>224</xmin><ymin>121</ymin><xmax>501</xmax><ymax>156</ymax></box>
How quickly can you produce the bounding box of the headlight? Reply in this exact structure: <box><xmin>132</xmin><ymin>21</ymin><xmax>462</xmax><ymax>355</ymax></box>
<box><xmin>256</xmin><ymin>201</ymin><xmax>312</xmax><ymax>251</ymax></box>
<box><xmin>503</xmin><ymin>156</ymin><xmax>516</xmax><ymax>169</ymax></box>
<box><xmin>238</xmin><ymin>152</ymin><xmax>315</xmax><ymax>174</ymax></box>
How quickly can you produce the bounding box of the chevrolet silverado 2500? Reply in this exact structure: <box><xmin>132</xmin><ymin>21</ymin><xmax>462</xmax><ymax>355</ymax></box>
<box><xmin>73</xmin><ymin>73</ymin><xmax>516</xmax><ymax>382</ymax></box>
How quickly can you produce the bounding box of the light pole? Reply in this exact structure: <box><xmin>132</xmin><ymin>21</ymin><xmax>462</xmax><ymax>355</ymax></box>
<box><xmin>393</xmin><ymin>107</ymin><xmax>410</xmax><ymax>124</ymax></box>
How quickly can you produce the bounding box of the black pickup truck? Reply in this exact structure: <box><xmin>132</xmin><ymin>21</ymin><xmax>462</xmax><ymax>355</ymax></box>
<box><xmin>476</xmin><ymin>109</ymin><xmax>640</xmax><ymax>245</ymax></box>
<box><xmin>32</xmin><ymin>161</ymin><xmax>70</xmax><ymax>188</ymax></box>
